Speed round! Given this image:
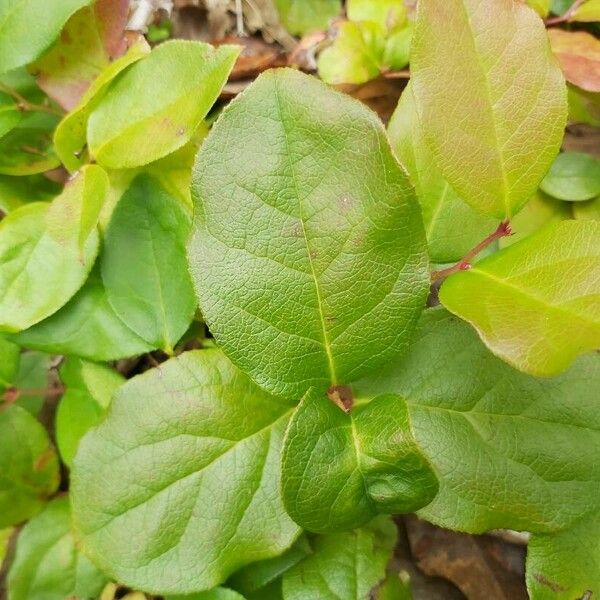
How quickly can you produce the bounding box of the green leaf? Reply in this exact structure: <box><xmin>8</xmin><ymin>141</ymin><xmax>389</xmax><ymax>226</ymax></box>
<box><xmin>166</xmin><ymin>589</ymin><xmax>247</xmax><ymax>600</ymax></box>
<box><xmin>0</xmin><ymin>174</ymin><xmax>60</xmax><ymax>214</ymax></box>
<box><xmin>0</xmin><ymin>165</ymin><xmax>105</xmax><ymax>332</ymax></box>
<box><xmin>0</xmin><ymin>125</ymin><xmax>60</xmax><ymax>176</ymax></box>
<box><xmin>0</xmin><ymin>527</ymin><xmax>13</xmax><ymax>562</ymax></box>
<box><xmin>355</xmin><ymin>309</ymin><xmax>600</xmax><ymax>533</ymax></box>
<box><xmin>229</xmin><ymin>537</ymin><xmax>312</xmax><ymax>595</ymax></box>
<box><xmin>568</xmin><ymin>85</ymin><xmax>600</xmax><ymax>126</ymax></box>
<box><xmin>498</xmin><ymin>191</ymin><xmax>572</xmax><ymax>248</ymax></box>
<box><xmin>0</xmin><ymin>336</ymin><xmax>20</xmax><ymax>389</ymax></box>
<box><xmin>574</xmin><ymin>196</ymin><xmax>600</xmax><ymax>220</ymax></box>
<box><xmin>12</xmin><ymin>351</ymin><xmax>51</xmax><ymax>416</ymax></box>
<box><xmin>56</xmin><ymin>357</ymin><xmax>124</xmax><ymax>466</ymax></box>
<box><xmin>527</xmin><ymin>513</ymin><xmax>600</xmax><ymax>599</ymax></box>
<box><xmin>347</xmin><ymin>0</ymin><xmax>407</xmax><ymax>30</ymax></box>
<box><xmin>0</xmin><ymin>0</ymin><xmax>92</xmax><ymax>74</ymax></box>
<box><xmin>275</xmin><ymin>0</ymin><xmax>341</xmax><ymax>35</ymax></box>
<box><xmin>526</xmin><ymin>0</ymin><xmax>552</xmax><ymax>16</ymax></box>
<box><xmin>374</xmin><ymin>571</ymin><xmax>412</xmax><ymax>600</ymax></box>
<box><xmin>540</xmin><ymin>152</ymin><xmax>600</xmax><ymax>201</ymax></box>
<box><xmin>9</xmin><ymin>267</ymin><xmax>154</xmax><ymax>361</ymax></box>
<box><xmin>0</xmin><ymin>405</ymin><xmax>59</xmax><ymax>527</ymax></box>
<box><xmin>53</xmin><ymin>38</ymin><xmax>150</xmax><ymax>172</ymax></box>
<box><xmin>439</xmin><ymin>220</ymin><xmax>600</xmax><ymax>376</ymax></box>
<box><xmin>189</xmin><ymin>69</ymin><xmax>429</xmax><ymax>400</ymax></box>
<box><xmin>101</xmin><ymin>174</ymin><xmax>196</xmax><ymax>352</ymax></box>
<box><xmin>572</xmin><ymin>0</ymin><xmax>600</xmax><ymax>21</ymax></box>
<box><xmin>552</xmin><ymin>0</ymin><xmax>575</xmax><ymax>14</ymax></box>
<box><xmin>282</xmin><ymin>516</ymin><xmax>397</xmax><ymax>600</ymax></box>
<box><xmin>7</xmin><ymin>496</ymin><xmax>107</xmax><ymax>600</ymax></box>
<box><xmin>87</xmin><ymin>40</ymin><xmax>239</xmax><ymax>168</ymax></box>
<box><xmin>388</xmin><ymin>84</ymin><xmax>497</xmax><ymax>263</ymax></box>
<box><xmin>410</xmin><ymin>0</ymin><xmax>567</xmax><ymax>218</ymax></box>
<box><xmin>71</xmin><ymin>349</ymin><xmax>299</xmax><ymax>594</ymax></box>
<box><xmin>281</xmin><ymin>391</ymin><xmax>438</xmax><ymax>532</ymax></box>
<box><xmin>0</xmin><ymin>93</ymin><xmax>23</xmax><ymax>139</ymax></box>
<box><xmin>31</xmin><ymin>0</ymin><xmax>129</xmax><ymax>111</ymax></box>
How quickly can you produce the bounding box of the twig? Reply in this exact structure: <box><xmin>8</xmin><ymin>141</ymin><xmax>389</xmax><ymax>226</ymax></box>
<box><xmin>431</xmin><ymin>220</ymin><xmax>512</xmax><ymax>282</ymax></box>
<box><xmin>0</xmin><ymin>83</ymin><xmax>63</xmax><ymax>117</ymax></box>
<box><xmin>235</xmin><ymin>0</ymin><xmax>246</xmax><ymax>37</ymax></box>
<box><xmin>1</xmin><ymin>386</ymin><xmax>65</xmax><ymax>406</ymax></box>
<box><xmin>544</xmin><ymin>0</ymin><xmax>586</xmax><ymax>25</ymax></box>
<box><xmin>383</xmin><ymin>69</ymin><xmax>411</xmax><ymax>79</ymax></box>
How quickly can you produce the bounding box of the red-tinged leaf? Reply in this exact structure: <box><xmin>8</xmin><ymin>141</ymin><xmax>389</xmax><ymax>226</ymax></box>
<box><xmin>549</xmin><ymin>29</ymin><xmax>600</xmax><ymax>94</ymax></box>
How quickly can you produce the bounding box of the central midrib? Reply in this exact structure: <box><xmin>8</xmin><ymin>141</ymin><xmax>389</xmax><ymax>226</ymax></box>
<box><xmin>273</xmin><ymin>76</ymin><xmax>338</xmax><ymax>386</ymax></box>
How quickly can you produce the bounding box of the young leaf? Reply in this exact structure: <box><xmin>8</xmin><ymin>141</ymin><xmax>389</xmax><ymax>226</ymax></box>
<box><xmin>56</xmin><ymin>357</ymin><xmax>124</xmax><ymax>466</ymax></box>
<box><xmin>71</xmin><ymin>349</ymin><xmax>299</xmax><ymax>594</ymax></box>
<box><xmin>540</xmin><ymin>151</ymin><xmax>600</xmax><ymax>201</ymax></box>
<box><xmin>188</xmin><ymin>69</ymin><xmax>429</xmax><ymax>400</ymax></box>
<box><xmin>9</xmin><ymin>268</ymin><xmax>154</xmax><ymax>361</ymax></box>
<box><xmin>355</xmin><ymin>309</ymin><xmax>600</xmax><ymax>533</ymax></box>
<box><xmin>275</xmin><ymin>0</ymin><xmax>341</xmax><ymax>35</ymax></box>
<box><xmin>0</xmin><ymin>165</ymin><xmax>106</xmax><ymax>332</ymax></box>
<box><xmin>549</xmin><ymin>30</ymin><xmax>600</xmax><ymax>94</ymax></box>
<box><xmin>31</xmin><ymin>0</ymin><xmax>129</xmax><ymax>110</ymax></box>
<box><xmin>0</xmin><ymin>174</ymin><xmax>60</xmax><ymax>213</ymax></box>
<box><xmin>7</xmin><ymin>497</ymin><xmax>107</xmax><ymax>600</ymax></box>
<box><xmin>0</xmin><ymin>405</ymin><xmax>59</xmax><ymax>527</ymax></box>
<box><xmin>388</xmin><ymin>84</ymin><xmax>497</xmax><ymax>263</ymax></box>
<box><xmin>527</xmin><ymin>513</ymin><xmax>600</xmax><ymax>599</ymax></box>
<box><xmin>572</xmin><ymin>0</ymin><xmax>600</xmax><ymax>21</ymax></box>
<box><xmin>282</xmin><ymin>516</ymin><xmax>397</xmax><ymax>600</ymax></box>
<box><xmin>439</xmin><ymin>220</ymin><xmax>600</xmax><ymax>376</ymax></box>
<box><xmin>87</xmin><ymin>40</ymin><xmax>239</xmax><ymax>168</ymax></box>
<box><xmin>410</xmin><ymin>0</ymin><xmax>567</xmax><ymax>218</ymax></box>
<box><xmin>0</xmin><ymin>0</ymin><xmax>92</xmax><ymax>74</ymax></box>
<box><xmin>101</xmin><ymin>174</ymin><xmax>197</xmax><ymax>353</ymax></box>
<box><xmin>574</xmin><ymin>196</ymin><xmax>600</xmax><ymax>221</ymax></box>
<box><xmin>347</xmin><ymin>0</ymin><xmax>406</xmax><ymax>30</ymax></box>
<box><xmin>281</xmin><ymin>391</ymin><xmax>438</xmax><ymax>532</ymax></box>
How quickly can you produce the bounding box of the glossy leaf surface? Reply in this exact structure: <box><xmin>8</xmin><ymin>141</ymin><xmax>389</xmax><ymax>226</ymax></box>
<box><xmin>540</xmin><ymin>151</ymin><xmax>600</xmax><ymax>201</ymax></box>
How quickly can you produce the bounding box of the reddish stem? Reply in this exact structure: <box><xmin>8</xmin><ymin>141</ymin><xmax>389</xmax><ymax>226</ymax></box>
<box><xmin>383</xmin><ymin>69</ymin><xmax>411</xmax><ymax>79</ymax></box>
<box><xmin>544</xmin><ymin>0</ymin><xmax>586</xmax><ymax>25</ymax></box>
<box><xmin>431</xmin><ymin>220</ymin><xmax>512</xmax><ymax>282</ymax></box>
<box><xmin>1</xmin><ymin>386</ymin><xmax>65</xmax><ymax>405</ymax></box>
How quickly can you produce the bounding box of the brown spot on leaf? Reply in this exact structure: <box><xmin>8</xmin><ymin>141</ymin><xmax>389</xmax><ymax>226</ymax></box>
<box><xmin>533</xmin><ymin>573</ymin><xmax>567</xmax><ymax>593</ymax></box>
<box><xmin>327</xmin><ymin>385</ymin><xmax>353</xmax><ymax>413</ymax></box>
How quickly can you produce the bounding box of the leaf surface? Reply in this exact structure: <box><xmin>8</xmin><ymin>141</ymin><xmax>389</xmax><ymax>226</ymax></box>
<box><xmin>411</xmin><ymin>0</ymin><xmax>567</xmax><ymax>218</ymax></box>
<box><xmin>275</xmin><ymin>0</ymin><xmax>340</xmax><ymax>35</ymax></box>
<box><xmin>189</xmin><ymin>68</ymin><xmax>429</xmax><ymax>400</ymax></box>
<box><xmin>439</xmin><ymin>220</ymin><xmax>600</xmax><ymax>376</ymax></box>
<box><xmin>549</xmin><ymin>29</ymin><xmax>600</xmax><ymax>93</ymax></box>
<box><xmin>71</xmin><ymin>349</ymin><xmax>299</xmax><ymax>594</ymax></box>
<box><xmin>540</xmin><ymin>151</ymin><xmax>600</xmax><ymax>201</ymax></box>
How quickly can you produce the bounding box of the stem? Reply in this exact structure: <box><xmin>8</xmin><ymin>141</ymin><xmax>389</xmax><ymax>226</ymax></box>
<box><xmin>1</xmin><ymin>386</ymin><xmax>65</xmax><ymax>405</ymax></box>
<box><xmin>544</xmin><ymin>0</ymin><xmax>586</xmax><ymax>25</ymax></box>
<box><xmin>0</xmin><ymin>83</ymin><xmax>63</xmax><ymax>117</ymax></box>
<box><xmin>430</xmin><ymin>220</ymin><xmax>512</xmax><ymax>282</ymax></box>
<box><xmin>383</xmin><ymin>69</ymin><xmax>411</xmax><ymax>79</ymax></box>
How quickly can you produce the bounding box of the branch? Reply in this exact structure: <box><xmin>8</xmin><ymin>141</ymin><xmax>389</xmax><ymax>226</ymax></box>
<box><xmin>0</xmin><ymin>83</ymin><xmax>63</xmax><ymax>117</ymax></box>
<box><xmin>430</xmin><ymin>220</ymin><xmax>512</xmax><ymax>283</ymax></box>
<box><xmin>544</xmin><ymin>0</ymin><xmax>586</xmax><ymax>25</ymax></box>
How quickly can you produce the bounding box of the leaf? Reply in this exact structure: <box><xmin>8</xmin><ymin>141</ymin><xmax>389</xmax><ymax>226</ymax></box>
<box><xmin>549</xmin><ymin>29</ymin><xmax>600</xmax><ymax>93</ymax></box>
<box><xmin>355</xmin><ymin>309</ymin><xmax>600</xmax><ymax>533</ymax></box>
<box><xmin>9</xmin><ymin>267</ymin><xmax>154</xmax><ymax>361</ymax></box>
<box><xmin>87</xmin><ymin>40</ymin><xmax>239</xmax><ymax>168</ymax></box>
<box><xmin>498</xmin><ymin>191</ymin><xmax>572</xmax><ymax>248</ymax></box>
<box><xmin>31</xmin><ymin>0</ymin><xmax>129</xmax><ymax>111</ymax></box>
<box><xmin>0</xmin><ymin>405</ymin><xmax>59</xmax><ymax>527</ymax></box>
<box><xmin>12</xmin><ymin>351</ymin><xmax>51</xmax><ymax>416</ymax></box>
<box><xmin>574</xmin><ymin>196</ymin><xmax>600</xmax><ymax>220</ymax></box>
<box><xmin>56</xmin><ymin>357</ymin><xmax>124</xmax><ymax>466</ymax></box>
<box><xmin>281</xmin><ymin>390</ymin><xmax>438</xmax><ymax>532</ymax></box>
<box><xmin>540</xmin><ymin>151</ymin><xmax>600</xmax><ymax>201</ymax></box>
<box><xmin>568</xmin><ymin>85</ymin><xmax>600</xmax><ymax>126</ymax></box>
<box><xmin>0</xmin><ymin>0</ymin><xmax>92</xmax><ymax>74</ymax></box>
<box><xmin>525</xmin><ymin>0</ymin><xmax>552</xmax><ymax>16</ymax></box>
<box><xmin>7</xmin><ymin>496</ymin><xmax>107</xmax><ymax>600</ymax></box>
<box><xmin>0</xmin><ymin>165</ymin><xmax>105</xmax><ymax>332</ymax></box>
<box><xmin>71</xmin><ymin>349</ymin><xmax>300</xmax><ymax>594</ymax></box>
<box><xmin>189</xmin><ymin>68</ymin><xmax>429</xmax><ymax>400</ymax></box>
<box><xmin>439</xmin><ymin>220</ymin><xmax>600</xmax><ymax>376</ymax></box>
<box><xmin>0</xmin><ymin>93</ymin><xmax>23</xmax><ymax>139</ymax></box>
<box><xmin>166</xmin><ymin>589</ymin><xmax>247</xmax><ymax>600</ymax></box>
<box><xmin>0</xmin><ymin>336</ymin><xmax>20</xmax><ymax>389</ymax></box>
<box><xmin>347</xmin><ymin>0</ymin><xmax>407</xmax><ymax>30</ymax></box>
<box><xmin>572</xmin><ymin>0</ymin><xmax>600</xmax><ymax>21</ymax></box>
<box><xmin>53</xmin><ymin>38</ymin><xmax>150</xmax><ymax>172</ymax></box>
<box><xmin>0</xmin><ymin>174</ymin><xmax>60</xmax><ymax>213</ymax></box>
<box><xmin>275</xmin><ymin>0</ymin><xmax>341</xmax><ymax>35</ymax></box>
<box><xmin>410</xmin><ymin>0</ymin><xmax>567</xmax><ymax>218</ymax></box>
<box><xmin>101</xmin><ymin>174</ymin><xmax>196</xmax><ymax>352</ymax></box>
<box><xmin>282</xmin><ymin>516</ymin><xmax>397</xmax><ymax>600</ymax></box>
<box><xmin>388</xmin><ymin>84</ymin><xmax>497</xmax><ymax>263</ymax></box>
<box><xmin>527</xmin><ymin>513</ymin><xmax>600</xmax><ymax>599</ymax></box>
<box><xmin>0</xmin><ymin>125</ymin><xmax>60</xmax><ymax>176</ymax></box>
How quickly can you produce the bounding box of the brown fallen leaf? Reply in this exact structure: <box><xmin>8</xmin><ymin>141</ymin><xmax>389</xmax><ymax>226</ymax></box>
<box><xmin>548</xmin><ymin>29</ymin><xmax>600</xmax><ymax>93</ymax></box>
<box><xmin>404</xmin><ymin>516</ymin><xmax>528</xmax><ymax>600</ymax></box>
<box><xmin>217</xmin><ymin>35</ymin><xmax>287</xmax><ymax>80</ymax></box>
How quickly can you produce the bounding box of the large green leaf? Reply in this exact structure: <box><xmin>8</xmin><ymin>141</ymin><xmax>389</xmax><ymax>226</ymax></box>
<box><xmin>71</xmin><ymin>349</ymin><xmax>299</xmax><ymax>594</ymax></box>
<box><xmin>282</xmin><ymin>516</ymin><xmax>397</xmax><ymax>600</ymax></box>
<box><xmin>188</xmin><ymin>68</ymin><xmax>429</xmax><ymax>400</ymax></box>
<box><xmin>0</xmin><ymin>0</ymin><xmax>92</xmax><ymax>74</ymax></box>
<box><xmin>281</xmin><ymin>391</ymin><xmax>438</xmax><ymax>532</ymax></box>
<box><xmin>540</xmin><ymin>151</ymin><xmax>600</xmax><ymax>201</ymax></box>
<box><xmin>410</xmin><ymin>0</ymin><xmax>567</xmax><ymax>218</ymax></box>
<box><xmin>7</xmin><ymin>497</ymin><xmax>107</xmax><ymax>600</ymax></box>
<box><xmin>0</xmin><ymin>405</ymin><xmax>59</xmax><ymax>527</ymax></box>
<box><xmin>101</xmin><ymin>174</ymin><xmax>196</xmax><ymax>353</ymax></box>
<box><xmin>56</xmin><ymin>357</ymin><xmax>124</xmax><ymax>466</ymax></box>
<box><xmin>10</xmin><ymin>268</ymin><xmax>154</xmax><ymax>361</ymax></box>
<box><xmin>439</xmin><ymin>220</ymin><xmax>600</xmax><ymax>376</ymax></box>
<box><xmin>388</xmin><ymin>84</ymin><xmax>497</xmax><ymax>262</ymax></box>
<box><xmin>0</xmin><ymin>164</ymin><xmax>106</xmax><ymax>332</ymax></box>
<box><xmin>275</xmin><ymin>0</ymin><xmax>341</xmax><ymax>35</ymax></box>
<box><xmin>355</xmin><ymin>309</ymin><xmax>600</xmax><ymax>533</ymax></box>
<box><xmin>527</xmin><ymin>513</ymin><xmax>600</xmax><ymax>599</ymax></box>
<box><xmin>87</xmin><ymin>40</ymin><xmax>239</xmax><ymax>168</ymax></box>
